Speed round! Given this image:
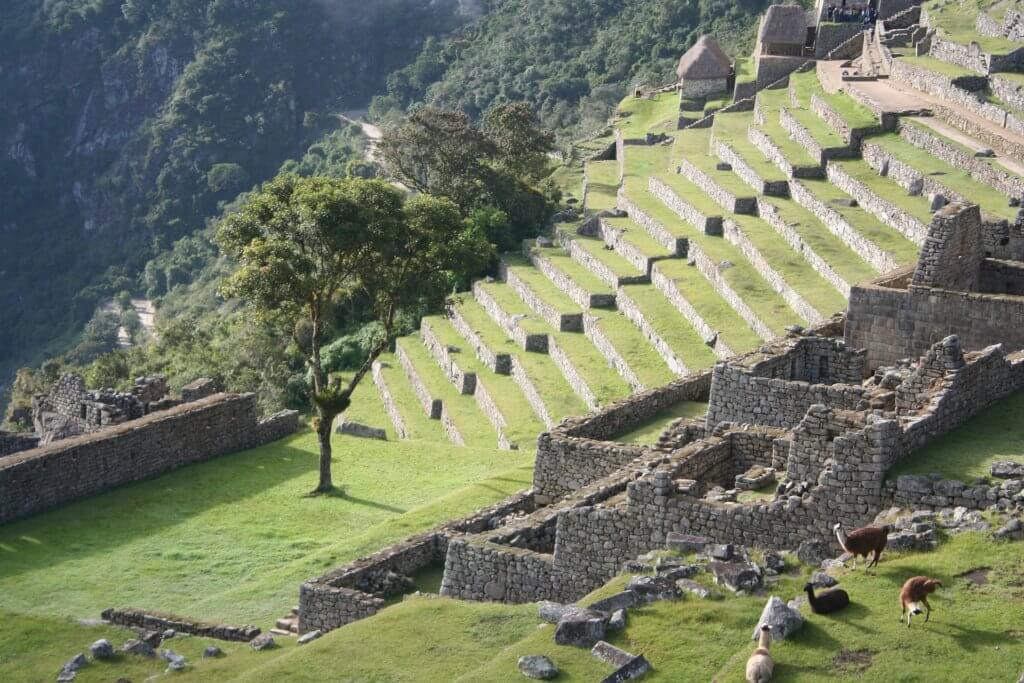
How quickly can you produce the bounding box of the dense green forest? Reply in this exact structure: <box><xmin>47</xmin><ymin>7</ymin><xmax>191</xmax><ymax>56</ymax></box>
<box><xmin>1</xmin><ymin>0</ymin><xmax>773</xmax><ymax>420</ymax></box>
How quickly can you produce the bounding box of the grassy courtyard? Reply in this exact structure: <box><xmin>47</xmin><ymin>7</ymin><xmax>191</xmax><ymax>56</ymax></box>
<box><xmin>0</xmin><ymin>430</ymin><xmax>532</xmax><ymax>631</ymax></box>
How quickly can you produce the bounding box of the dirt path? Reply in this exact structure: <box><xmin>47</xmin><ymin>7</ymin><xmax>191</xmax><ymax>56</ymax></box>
<box><xmin>339</xmin><ymin>110</ymin><xmax>383</xmax><ymax>164</ymax></box>
<box><xmin>908</xmin><ymin>116</ymin><xmax>1024</xmax><ymax>177</ymax></box>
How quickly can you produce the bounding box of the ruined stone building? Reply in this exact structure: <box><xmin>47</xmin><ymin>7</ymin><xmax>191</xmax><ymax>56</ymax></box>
<box><xmin>676</xmin><ymin>36</ymin><xmax>733</xmax><ymax>98</ymax></box>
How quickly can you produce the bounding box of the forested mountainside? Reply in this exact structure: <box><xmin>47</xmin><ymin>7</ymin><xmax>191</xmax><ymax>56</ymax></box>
<box><xmin>374</xmin><ymin>0</ymin><xmax>777</xmax><ymax>138</ymax></box>
<box><xmin>1</xmin><ymin>0</ymin><xmax>771</xmax><ymax>415</ymax></box>
<box><xmin>0</xmin><ymin>0</ymin><xmax>462</xmax><ymax>394</ymax></box>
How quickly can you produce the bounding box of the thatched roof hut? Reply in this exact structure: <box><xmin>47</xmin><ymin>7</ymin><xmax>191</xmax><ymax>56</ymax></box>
<box><xmin>676</xmin><ymin>35</ymin><xmax>732</xmax><ymax>81</ymax></box>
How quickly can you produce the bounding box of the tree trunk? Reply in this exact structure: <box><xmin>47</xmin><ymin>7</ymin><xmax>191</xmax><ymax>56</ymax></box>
<box><xmin>314</xmin><ymin>408</ymin><xmax>334</xmax><ymax>493</ymax></box>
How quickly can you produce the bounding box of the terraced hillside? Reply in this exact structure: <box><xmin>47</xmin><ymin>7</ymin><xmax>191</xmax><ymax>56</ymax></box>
<box><xmin>342</xmin><ymin>0</ymin><xmax>1024</xmax><ymax>456</ymax></box>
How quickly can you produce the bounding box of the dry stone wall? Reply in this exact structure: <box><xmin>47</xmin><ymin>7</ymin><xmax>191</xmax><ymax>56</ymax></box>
<box><xmin>598</xmin><ymin>218</ymin><xmax>672</xmax><ymax>276</ymax></box>
<box><xmin>546</xmin><ymin>337</ymin><xmax>599</xmax><ymax>409</ymax></box>
<box><xmin>581</xmin><ymin>315</ymin><xmax>644</xmax><ymax>392</ymax></box>
<box><xmin>756</xmin><ymin>198</ymin><xmax>852</xmax><ymax>296</ymax></box>
<box><xmin>527</xmin><ymin>248</ymin><xmax>615</xmax><ymax>310</ymax></box>
<box><xmin>747</xmin><ymin>124</ymin><xmax>824</xmax><ymax>179</ymax></box>
<box><xmin>650</xmin><ymin>263</ymin><xmax>735</xmax><ymax>359</ymax></box>
<box><xmin>372</xmin><ymin>361</ymin><xmax>409</xmax><ymax>439</ymax></box>
<box><xmin>557</xmin><ymin>228</ymin><xmax>649</xmax><ymax>287</ymax></box>
<box><xmin>472</xmin><ymin>281</ymin><xmax>548</xmax><ymax>352</ymax></box>
<box><xmin>0</xmin><ymin>393</ymin><xmax>298</xmax><ymax>523</ymax></box>
<box><xmin>0</xmin><ymin>432</ymin><xmax>39</xmax><ymax>457</ymax></box>
<box><xmin>421</xmin><ymin>319</ymin><xmax>476</xmax><ymax>395</ymax></box>
<box><xmin>825</xmin><ymin>161</ymin><xmax>929</xmax><ymax>244</ymax></box>
<box><xmin>678</xmin><ymin>160</ymin><xmax>757</xmax><ymax>214</ymax></box>
<box><xmin>683</xmin><ymin>239</ymin><xmax>776</xmax><ymax>341</ymax></box>
<box><xmin>395</xmin><ymin>343</ymin><xmax>442</xmax><ymax>419</ymax></box>
<box><xmin>648</xmin><ymin>175</ymin><xmax>723</xmax><ymax>235</ymax></box>
<box><xmin>617</xmin><ymin>192</ymin><xmax>688</xmax><ymax>254</ymax></box>
<box><xmin>614</xmin><ymin>287</ymin><xmax>688</xmax><ymax>375</ymax></box>
<box><xmin>500</xmin><ymin>262</ymin><xmax>583</xmax><ymax>332</ymax></box>
<box><xmin>712</xmin><ymin>139</ymin><xmax>789</xmax><ymax>197</ymax></box>
<box><xmin>101</xmin><ymin>608</ymin><xmax>259</xmax><ymax>642</ymax></box>
<box><xmin>448</xmin><ymin>304</ymin><xmax>512</xmax><ymax>375</ymax></box>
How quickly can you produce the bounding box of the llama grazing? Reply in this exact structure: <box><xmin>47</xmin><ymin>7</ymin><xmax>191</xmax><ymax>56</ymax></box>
<box><xmin>834</xmin><ymin>522</ymin><xmax>891</xmax><ymax>569</ymax></box>
<box><xmin>745</xmin><ymin>624</ymin><xmax>774</xmax><ymax>683</ymax></box>
<box><xmin>900</xmin><ymin>576</ymin><xmax>943</xmax><ymax>627</ymax></box>
<box><xmin>803</xmin><ymin>582</ymin><xmax>851</xmax><ymax>614</ymax></box>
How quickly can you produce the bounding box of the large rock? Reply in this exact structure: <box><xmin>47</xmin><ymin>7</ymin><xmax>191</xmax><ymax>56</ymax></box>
<box><xmin>121</xmin><ymin>639</ymin><xmax>156</xmax><ymax>658</ymax></box>
<box><xmin>666</xmin><ymin>532</ymin><xmax>709</xmax><ymax>553</ymax></box>
<box><xmin>336</xmin><ymin>419</ymin><xmax>387</xmax><ymax>441</ymax></box>
<box><xmin>588</xmin><ymin>590</ymin><xmax>639</xmax><ymax>613</ymax></box>
<box><xmin>554</xmin><ymin>608</ymin><xmax>607</xmax><ymax>648</ymax></box>
<box><xmin>89</xmin><ymin>639</ymin><xmax>113</xmax><ymax>660</ymax></box>
<box><xmin>992</xmin><ymin>461</ymin><xmax>1024</xmax><ymax>479</ymax></box>
<box><xmin>591</xmin><ymin>641</ymin><xmax>636</xmax><ymax>668</ymax></box>
<box><xmin>518</xmin><ymin>655</ymin><xmax>558</xmax><ymax>680</ymax></box>
<box><xmin>658</xmin><ymin>564</ymin><xmax>701</xmax><ymax>581</ymax></box>
<box><xmin>709</xmin><ymin>561</ymin><xmax>763</xmax><ymax>593</ymax></box>
<box><xmin>810</xmin><ymin>572</ymin><xmax>838</xmax><ymax>588</ymax></box>
<box><xmin>161</xmin><ymin>649</ymin><xmax>187</xmax><ymax>672</ymax></box>
<box><xmin>538</xmin><ymin>601</ymin><xmax>576</xmax><ymax>623</ymax></box>
<box><xmin>202</xmin><ymin>646</ymin><xmax>223</xmax><ymax>658</ymax></box>
<box><xmin>752</xmin><ymin>596</ymin><xmax>804</xmax><ymax>641</ymax></box>
<box><xmin>796</xmin><ymin>539</ymin><xmax>831</xmax><ymax>566</ymax></box>
<box><xmin>297</xmin><ymin>630</ymin><xmax>322</xmax><ymax>645</ymax></box>
<box><xmin>675</xmin><ymin>579</ymin><xmax>711</xmax><ymax>599</ymax></box>
<box><xmin>608</xmin><ymin>609</ymin><xmax>627</xmax><ymax>631</ymax></box>
<box><xmin>601</xmin><ymin>654</ymin><xmax>652</xmax><ymax>683</ymax></box>
<box><xmin>995</xmin><ymin>517</ymin><xmax>1023</xmax><ymax>540</ymax></box>
<box><xmin>625</xmin><ymin>575</ymin><xmax>681</xmax><ymax>603</ymax></box>
<box><xmin>249</xmin><ymin>633</ymin><xmax>276</xmax><ymax>651</ymax></box>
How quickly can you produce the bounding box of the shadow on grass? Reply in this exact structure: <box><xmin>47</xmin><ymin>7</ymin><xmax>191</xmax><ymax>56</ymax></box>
<box><xmin>0</xmin><ymin>440</ymin><xmax>322</xmax><ymax>581</ymax></box>
<box><xmin>313</xmin><ymin>487</ymin><xmax>406</xmax><ymax>514</ymax></box>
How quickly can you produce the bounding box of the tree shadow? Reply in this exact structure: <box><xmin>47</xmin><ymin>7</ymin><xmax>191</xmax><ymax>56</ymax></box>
<box><xmin>925</xmin><ymin>621</ymin><xmax>1017</xmax><ymax>651</ymax></box>
<box><xmin>0</xmin><ymin>443</ymin><xmax>339</xmax><ymax>581</ymax></box>
<box><xmin>314</xmin><ymin>487</ymin><xmax>406</xmax><ymax>514</ymax></box>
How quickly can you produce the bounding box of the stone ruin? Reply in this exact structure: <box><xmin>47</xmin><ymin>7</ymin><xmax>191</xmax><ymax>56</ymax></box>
<box><xmin>294</xmin><ymin>204</ymin><xmax>1024</xmax><ymax>635</ymax></box>
<box><xmin>26</xmin><ymin>374</ymin><xmax>219</xmax><ymax>449</ymax></box>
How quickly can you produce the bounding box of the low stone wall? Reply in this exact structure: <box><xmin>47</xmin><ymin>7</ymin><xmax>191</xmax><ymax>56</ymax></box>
<box><xmin>617</xmin><ymin>192</ymin><xmax>687</xmax><ymax>255</ymax></box>
<box><xmin>747</xmin><ymin>123</ymin><xmax>824</xmax><ymax>179</ymax></box>
<box><xmin>825</xmin><ymin>160</ymin><xmax>929</xmax><ymax>244</ymax></box>
<box><xmin>928</xmin><ymin>35</ymin><xmax>1024</xmax><ymax>76</ymax></box>
<box><xmin>678</xmin><ymin>160</ymin><xmax>757</xmax><ymax>214</ymax></box>
<box><xmin>581</xmin><ymin>314</ymin><xmax>644</xmax><ymax>392</ymax></box>
<box><xmin>527</xmin><ymin>247</ymin><xmax>615</xmax><ymax>310</ymax></box>
<box><xmin>788</xmin><ymin>179</ymin><xmax>897</xmax><ymax>273</ymax></box>
<box><xmin>648</xmin><ymin>175</ymin><xmax>723</xmax><ymax>235</ymax></box>
<box><xmin>500</xmin><ymin>261</ymin><xmax>583</xmax><ymax>332</ymax></box>
<box><xmin>684</xmin><ymin>239</ymin><xmax>776</xmax><ymax>341</ymax></box>
<box><xmin>899</xmin><ymin>121</ymin><xmax>1024</xmax><ymax>202</ymax></box>
<box><xmin>509</xmin><ymin>355</ymin><xmax>558</xmax><ymax>426</ymax></box>
<box><xmin>300</xmin><ymin>490</ymin><xmax>534</xmax><ymax>633</ymax></box>
<box><xmin>472</xmin><ymin>280</ymin><xmax>548</xmax><ymax>352</ymax></box>
<box><xmin>779</xmin><ymin>106</ymin><xmax>855</xmax><ymax>166</ymax></box>
<box><xmin>810</xmin><ymin>94</ymin><xmax>889</xmax><ymax>146</ymax></box>
<box><xmin>888</xmin><ymin>472</ymin><xmax>1023</xmax><ymax>511</ymax></box>
<box><xmin>0</xmin><ymin>431</ymin><xmax>39</xmax><ymax>458</ymax></box>
<box><xmin>756</xmin><ymin>198</ymin><xmax>852</xmax><ymax>297</ymax></box>
<box><xmin>991</xmin><ymin>74</ymin><xmax>1024</xmax><ymax>120</ymax></box>
<box><xmin>712</xmin><ymin>139</ymin><xmax>789</xmax><ymax>197</ymax></box>
<box><xmin>0</xmin><ymin>393</ymin><xmax>299</xmax><ymax>524</ymax></box>
<box><xmin>557</xmin><ymin>228</ymin><xmax>649</xmax><ymax>288</ymax></box>
<box><xmin>615</xmin><ymin>287</ymin><xmax>688</xmax><ymax>375</ymax></box>
<box><xmin>395</xmin><ymin>342</ymin><xmax>442</xmax><ymax>419</ymax></box>
<box><xmin>650</xmin><ymin>263</ymin><xmax>735</xmax><ymax>359</ymax></box>
<box><xmin>547</xmin><ymin>336</ymin><xmax>599</xmax><ymax>409</ymax></box>
<box><xmin>101</xmin><ymin>608</ymin><xmax>260</xmax><ymax>642</ymax></box>
<box><xmin>814</xmin><ymin>22</ymin><xmax>863</xmax><ymax>58</ymax></box>
<box><xmin>372</xmin><ymin>360</ymin><xmax>410</xmax><ymax>439</ymax></box>
<box><xmin>598</xmin><ymin>217</ymin><xmax>673</xmax><ymax>277</ymax></box>
<box><xmin>421</xmin><ymin>318</ymin><xmax>476</xmax><ymax>395</ymax></box>
<box><xmin>448</xmin><ymin>304</ymin><xmax>512</xmax><ymax>375</ymax></box>
<box><xmin>932</xmin><ymin>103</ymin><xmax>1024</xmax><ymax>166</ymax></box>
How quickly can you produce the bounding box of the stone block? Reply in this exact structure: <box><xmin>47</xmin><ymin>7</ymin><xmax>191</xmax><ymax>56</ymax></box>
<box><xmin>666</xmin><ymin>532</ymin><xmax>709</xmax><ymax>553</ymax></box>
<box><xmin>752</xmin><ymin>595</ymin><xmax>804</xmax><ymax>641</ymax></box>
<box><xmin>554</xmin><ymin>609</ymin><xmax>607</xmax><ymax>648</ymax></box>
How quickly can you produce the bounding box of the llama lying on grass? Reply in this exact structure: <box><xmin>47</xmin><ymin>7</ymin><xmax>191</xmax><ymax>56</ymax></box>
<box><xmin>745</xmin><ymin>624</ymin><xmax>774</xmax><ymax>683</ymax></box>
<box><xmin>900</xmin><ymin>576</ymin><xmax>942</xmax><ymax>627</ymax></box>
<box><xmin>834</xmin><ymin>522</ymin><xmax>891</xmax><ymax>569</ymax></box>
<box><xmin>804</xmin><ymin>582</ymin><xmax>851</xmax><ymax>614</ymax></box>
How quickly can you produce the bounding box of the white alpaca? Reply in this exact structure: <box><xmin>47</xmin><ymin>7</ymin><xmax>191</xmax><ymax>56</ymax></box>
<box><xmin>746</xmin><ymin>625</ymin><xmax>774</xmax><ymax>683</ymax></box>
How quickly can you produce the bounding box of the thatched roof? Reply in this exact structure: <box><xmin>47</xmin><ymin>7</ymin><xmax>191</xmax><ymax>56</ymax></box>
<box><xmin>758</xmin><ymin>4</ymin><xmax>808</xmax><ymax>46</ymax></box>
<box><xmin>676</xmin><ymin>36</ymin><xmax>731</xmax><ymax>80</ymax></box>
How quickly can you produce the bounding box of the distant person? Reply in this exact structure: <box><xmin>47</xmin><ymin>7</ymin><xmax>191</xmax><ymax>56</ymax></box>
<box><xmin>827</xmin><ymin>5</ymin><xmax>836</xmax><ymax>21</ymax></box>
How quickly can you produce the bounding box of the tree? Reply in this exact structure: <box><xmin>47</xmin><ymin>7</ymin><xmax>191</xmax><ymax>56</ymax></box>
<box><xmin>217</xmin><ymin>174</ymin><xmax>492</xmax><ymax>492</ymax></box>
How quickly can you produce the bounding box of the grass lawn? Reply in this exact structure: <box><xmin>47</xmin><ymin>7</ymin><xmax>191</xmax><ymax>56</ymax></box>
<box><xmin>613</xmin><ymin>91</ymin><xmax>681</xmax><ymax>139</ymax></box>
<box><xmin>529</xmin><ymin>245</ymin><xmax>615</xmax><ymax>300</ymax></box>
<box><xmin>924</xmin><ymin>0</ymin><xmax>1022</xmax><ymax>54</ymax></box>
<box><xmin>621</xmin><ymin>284</ymin><xmax>719</xmax><ymax>371</ymax></box>
<box><xmin>888</xmin><ymin>389</ymin><xmax>1024</xmax><ymax>481</ymax></box>
<box><xmin>869</xmin><ymin>132</ymin><xmax>1019</xmax><ymax>221</ymax></box>
<box><xmin>0</xmin><ymin>430</ymin><xmax>532</xmax><ymax>629</ymax></box>
<box><xmin>830</xmin><ymin>159</ymin><xmax>935</xmax><ymax>225</ymax></box>
<box><xmin>755</xmin><ymin>88</ymin><xmax>822</xmax><ymax>167</ymax></box>
<box><xmin>586</xmin><ymin>160</ymin><xmax>620</xmax><ymax>212</ymax></box>
<box><xmin>713</xmin><ymin>110</ymin><xmax>790</xmax><ymax>184</ymax></box>
<box><xmin>613</xmin><ymin>399</ymin><xmax>708</xmax><ymax>444</ymax></box>
<box><xmin>896</xmin><ymin>53</ymin><xmax>979</xmax><ymax>80</ymax></box>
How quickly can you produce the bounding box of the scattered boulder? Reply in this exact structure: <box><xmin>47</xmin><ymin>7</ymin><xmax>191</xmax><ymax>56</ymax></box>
<box><xmin>992</xmin><ymin>461</ymin><xmax>1024</xmax><ymax>479</ymax></box>
<box><xmin>829</xmin><ymin>197</ymin><xmax>858</xmax><ymax>208</ymax></box>
<box><xmin>336</xmin><ymin>419</ymin><xmax>387</xmax><ymax>441</ymax></box>
<box><xmin>601</xmin><ymin>653</ymin><xmax>652</xmax><ymax>682</ymax></box>
<box><xmin>298</xmin><ymin>630</ymin><xmax>323</xmax><ymax>645</ymax></box>
<box><xmin>162</xmin><ymin>629</ymin><xmax>176</xmax><ymax>641</ymax></box>
<box><xmin>709</xmin><ymin>561</ymin><xmax>763</xmax><ymax>593</ymax></box>
<box><xmin>938</xmin><ymin>506</ymin><xmax>989</xmax><ymax>533</ymax></box>
<box><xmin>929</xmin><ymin>193</ymin><xmax>948</xmax><ymax>211</ymax></box>
<box><xmin>589</xmin><ymin>591</ymin><xmax>639</xmax><ymax>613</ymax></box>
<box><xmin>706</xmin><ymin>543</ymin><xmax>735</xmax><ymax>561</ymax></box>
<box><xmin>249</xmin><ymin>633</ymin><xmax>276</xmax><ymax>651</ymax></box>
<box><xmin>796</xmin><ymin>539</ymin><xmax>831</xmax><ymax>566</ymax></box>
<box><xmin>666</xmin><ymin>532</ymin><xmax>709</xmax><ymax>553</ymax></box>
<box><xmin>89</xmin><ymin>639</ymin><xmax>114</xmax><ymax>660</ymax></box>
<box><xmin>625</xmin><ymin>575</ymin><xmax>681</xmax><ymax>603</ymax></box>
<box><xmin>811</xmin><ymin>572</ymin><xmax>838</xmax><ymax>588</ymax></box>
<box><xmin>675</xmin><ymin>579</ymin><xmax>711</xmax><ymax>599</ymax></box>
<box><xmin>621</xmin><ymin>559</ymin><xmax>654</xmax><ymax>573</ymax></box>
<box><xmin>58</xmin><ymin>653</ymin><xmax>87</xmax><ymax>682</ymax></box>
<box><xmin>995</xmin><ymin>517</ymin><xmax>1023</xmax><ymax>541</ymax></box>
<box><xmin>763</xmin><ymin>551</ymin><xmax>785</xmax><ymax>575</ymax></box>
<box><xmin>752</xmin><ymin>596</ymin><xmax>804</xmax><ymax>641</ymax></box>
<box><xmin>608</xmin><ymin>609</ymin><xmax>627</xmax><ymax>631</ymax></box>
<box><xmin>121</xmin><ymin>639</ymin><xmax>156</xmax><ymax>658</ymax></box>
<box><xmin>518</xmin><ymin>655</ymin><xmax>559</xmax><ymax>680</ymax></box>
<box><xmin>554</xmin><ymin>608</ymin><xmax>608</xmax><ymax>648</ymax></box>
<box><xmin>536</xmin><ymin>236</ymin><xmax>554</xmax><ymax>248</ymax></box>
<box><xmin>161</xmin><ymin>649</ymin><xmax>187</xmax><ymax>672</ymax></box>
<box><xmin>716</xmin><ymin>162</ymin><xmax>733</xmax><ymax>171</ymax></box>
<box><xmin>974</xmin><ymin>148</ymin><xmax>995</xmax><ymax>158</ymax></box>
<box><xmin>538</xmin><ymin>601</ymin><xmax>576</xmax><ymax>623</ymax></box>
<box><xmin>658</xmin><ymin>564</ymin><xmax>701</xmax><ymax>581</ymax></box>
<box><xmin>202</xmin><ymin>646</ymin><xmax>223</xmax><ymax>658</ymax></box>
<box><xmin>785</xmin><ymin>324</ymin><xmax>805</xmax><ymax>335</ymax></box>
<box><xmin>718</xmin><ymin>260</ymin><xmax>735</xmax><ymax>270</ymax></box>
<box><xmin>907</xmin><ymin>177</ymin><xmax>924</xmax><ymax>196</ymax></box>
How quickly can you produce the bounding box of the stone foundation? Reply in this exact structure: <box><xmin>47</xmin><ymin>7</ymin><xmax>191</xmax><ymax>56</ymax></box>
<box><xmin>101</xmin><ymin>608</ymin><xmax>260</xmax><ymax>642</ymax></box>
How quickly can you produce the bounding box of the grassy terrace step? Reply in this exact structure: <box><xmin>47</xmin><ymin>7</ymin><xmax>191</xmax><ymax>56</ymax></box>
<box><xmin>789</xmin><ymin>68</ymin><xmax>878</xmax><ymax>132</ymax></box>
<box><xmin>729</xmin><ymin>211</ymin><xmax>847</xmax><ymax>317</ymax></box>
<box><xmin>373</xmin><ymin>352</ymin><xmax>447</xmax><ymax>442</ymax></box>
<box><xmin>759</xmin><ymin>196</ymin><xmax>878</xmax><ymax>286</ymax></box>
<box><xmin>599</xmin><ymin>215</ymin><xmax>676</xmax><ymax>275</ymax></box>
<box><xmin>528</xmin><ymin>243</ymin><xmax>616</xmax><ymax>309</ymax></box>
<box><xmin>782</xmin><ymin>104</ymin><xmax>852</xmax><ymax>158</ymax></box>
<box><xmin>652</xmin><ymin>259</ymin><xmax>764</xmax><ymax>353</ymax></box>
<box><xmin>795</xmin><ymin>177</ymin><xmax>921</xmax><ymax>265</ymax></box>
<box><xmin>924</xmin><ymin>0</ymin><xmax>1023</xmax><ymax>56</ymax></box>
<box><xmin>711</xmin><ymin>109</ymin><xmax>791</xmax><ymax>190</ymax></box>
<box><xmin>867</xmin><ymin>132</ymin><xmax>1020</xmax><ymax>222</ymax></box>
<box><xmin>503</xmin><ymin>253</ymin><xmax>585</xmax><ymax>329</ymax></box>
<box><xmin>674</xmin><ymin>128</ymin><xmax>760</xmax><ymax>201</ymax></box>
<box><xmin>619</xmin><ymin>283</ymin><xmax>719</xmax><ymax>371</ymax></box>
<box><xmin>395</xmin><ymin>336</ymin><xmax>499</xmax><ymax>449</ymax></box>
<box><xmin>828</xmin><ymin>157</ymin><xmax>935</xmax><ymax>230</ymax></box>
<box><xmin>613</xmin><ymin>91</ymin><xmax>681</xmax><ymax>139</ymax></box>
<box><xmin>649</xmin><ymin>171</ymin><xmax>726</xmax><ymax>233</ymax></box>
<box><xmin>421</xmin><ymin>315</ymin><xmax>544</xmax><ymax>449</ymax></box>
<box><xmin>558</xmin><ymin>230</ymin><xmax>648</xmax><ymax>286</ymax></box>
<box><xmin>753</xmin><ymin>88</ymin><xmax>822</xmax><ymax>170</ymax></box>
<box><xmin>895</xmin><ymin>53</ymin><xmax>980</xmax><ymax>80</ymax></box>
<box><xmin>586</xmin><ymin>159</ymin><xmax>620</xmax><ymax>212</ymax></box>
<box><xmin>451</xmin><ymin>294</ymin><xmax>590</xmax><ymax>419</ymax></box>
<box><xmin>474</xmin><ymin>279</ymin><xmax>550</xmax><ymax>349</ymax></box>
<box><xmin>340</xmin><ymin>367</ymin><xmax>396</xmax><ymax>440</ymax></box>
